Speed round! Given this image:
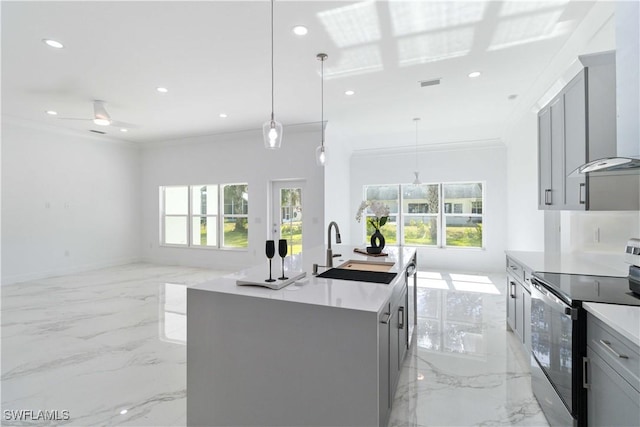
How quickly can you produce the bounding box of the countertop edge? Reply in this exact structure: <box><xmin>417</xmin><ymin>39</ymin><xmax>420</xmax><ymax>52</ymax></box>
<box><xmin>505</xmin><ymin>250</ymin><xmax>630</xmax><ymax>277</ymax></box>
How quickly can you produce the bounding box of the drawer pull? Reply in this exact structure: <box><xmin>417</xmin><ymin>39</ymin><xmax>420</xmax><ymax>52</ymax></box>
<box><xmin>380</xmin><ymin>312</ymin><xmax>392</xmax><ymax>325</ymax></box>
<box><xmin>599</xmin><ymin>339</ymin><xmax>629</xmax><ymax>359</ymax></box>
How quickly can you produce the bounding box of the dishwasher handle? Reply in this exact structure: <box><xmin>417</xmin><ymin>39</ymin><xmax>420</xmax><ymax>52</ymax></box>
<box><xmin>531</xmin><ymin>278</ymin><xmax>573</xmax><ymax>316</ymax></box>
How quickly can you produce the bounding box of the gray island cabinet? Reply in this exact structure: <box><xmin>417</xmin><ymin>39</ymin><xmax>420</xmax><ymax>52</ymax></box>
<box><xmin>187</xmin><ymin>245</ymin><xmax>417</xmax><ymax>427</ymax></box>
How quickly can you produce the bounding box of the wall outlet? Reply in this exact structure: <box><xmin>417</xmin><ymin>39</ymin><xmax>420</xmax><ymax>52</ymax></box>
<box><xmin>594</xmin><ymin>227</ymin><xmax>600</xmax><ymax>243</ymax></box>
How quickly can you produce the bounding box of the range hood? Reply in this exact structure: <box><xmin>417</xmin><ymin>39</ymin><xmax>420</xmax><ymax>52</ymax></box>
<box><xmin>577</xmin><ymin>1</ymin><xmax>639</xmax><ymax>175</ymax></box>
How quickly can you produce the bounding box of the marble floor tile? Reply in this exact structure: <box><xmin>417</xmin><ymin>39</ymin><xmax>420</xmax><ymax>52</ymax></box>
<box><xmin>389</xmin><ymin>271</ymin><xmax>549</xmax><ymax>427</ymax></box>
<box><xmin>1</xmin><ymin>264</ymin><xmax>228</xmax><ymax>426</ymax></box>
<box><xmin>2</xmin><ymin>265</ymin><xmax>548</xmax><ymax>426</ymax></box>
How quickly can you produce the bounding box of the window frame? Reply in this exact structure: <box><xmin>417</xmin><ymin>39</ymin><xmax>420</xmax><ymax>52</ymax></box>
<box><xmin>442</xmin><ymin>182</ymin><xmax>484</xmax><ymax>249</ymax></box>
<box><xmin>221</xmin><ymin>183</ymin><xmax>249</xmax><ymax>250</ymax></box>
<box><xmin>159</xmin><ymin>183</ymin><xmax>249</xmax><ymax>251</ymax></box>
<box><xmin>362</xmin><ymin>181</ymin><xmax>485</xmax><ymax>250</ymax></box>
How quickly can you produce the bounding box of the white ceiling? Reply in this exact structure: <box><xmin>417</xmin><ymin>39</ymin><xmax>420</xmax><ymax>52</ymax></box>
<box><xmin>2</xmin><ymin>1</ymin><xmax>598</xmax><ymax>150</ymax></box>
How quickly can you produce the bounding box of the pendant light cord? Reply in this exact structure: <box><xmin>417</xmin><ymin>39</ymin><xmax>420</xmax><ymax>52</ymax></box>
<box><xmin>270</xmin><ymin>0</ymin><xmax>275</xmax><ymax>121</ymax></box>
<box><xmin>414</xmin><ymin>118</ymin><xmax>420</xmax><ymax>171</ymax></box>
<box><xmin>321</xmin><ymin>56</ymin><xmax>324</xmax><ymax>146</ymax></box>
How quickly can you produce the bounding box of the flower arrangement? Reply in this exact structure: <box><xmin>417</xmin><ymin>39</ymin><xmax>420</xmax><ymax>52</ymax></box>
<box><xmin>355</xmin><ymin>200</ymin><xmax>390</xmax><ymax>231</ymax></box>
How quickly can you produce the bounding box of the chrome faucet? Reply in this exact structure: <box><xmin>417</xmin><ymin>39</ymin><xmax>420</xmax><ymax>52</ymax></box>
<box><xmin>326</xmin><ymin>221</ymin><xmax>342</xmax><ymax>267</ymax></box>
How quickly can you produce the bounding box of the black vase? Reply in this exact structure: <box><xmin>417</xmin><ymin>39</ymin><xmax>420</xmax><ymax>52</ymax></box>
<box><xmin>368</xmin><ymin>229</ymin><xmax>385</xmax><ymax>254</ymax></box>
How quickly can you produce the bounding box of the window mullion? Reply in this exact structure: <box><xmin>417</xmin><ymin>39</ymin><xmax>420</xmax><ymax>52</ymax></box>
<box><xmin>218</xmin><ymin>186</ymin><xmax>223</xmax><ymax>249</ymax></box>
<box><xmin>439</xmin><ymin>183</ymin><xmax>444</xmax><ymax>248</ymax></box>
<box><xmin>398</xmin><ymin>184</ymin><xmax>403</xmax><ymax>246</ymax></box>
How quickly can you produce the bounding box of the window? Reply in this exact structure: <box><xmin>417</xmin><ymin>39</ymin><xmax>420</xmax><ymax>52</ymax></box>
<box><xmin>222</xmin><ymin>184</ymin><xmax>248</xmax><ymax>248</ymax></box>
<box><xmin>364</xmin><ymin>185</ymin><xmax>399</xmax><ymax>244</ymax></box>
<box><xmin>443</xmin><ymin>183</ymin><xmax>483</xmax><ymax>248</ymax></box>
<box><xmin>192</xmin><ymin>185</ymin><xmax>218</xmax><ymax>247</ymax></box>
<box><xmin>403</xmin><ymin>184</ymin><xmax>439</xmax><ymax>246</ymax></box>
<box><xmin>160</xmin><ymin>184</ymin><xmax>248</xmax><ymax>249</ymax></box>
<box><xmin>362</xmin><ymin>182</ymin><xmax>484</xmax><ymax>248</ymax></box>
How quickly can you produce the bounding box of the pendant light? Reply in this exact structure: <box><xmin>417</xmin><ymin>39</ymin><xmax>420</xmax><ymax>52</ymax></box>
<box><xmin>263</xmin><ymin>0</ymin><xmax>282</xmax><ymax>149</ymax></box>
<box><xmin>316</xmin><ymin>53</ymin><xmax>328</xmax><ymax>166</ymax></box>
<box><xmin>412</xmin><ymin>118</ymin><xmax>421</xmax><ymax>185</ymax></box>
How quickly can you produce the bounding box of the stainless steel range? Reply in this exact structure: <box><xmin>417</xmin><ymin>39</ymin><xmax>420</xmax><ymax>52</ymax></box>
<box><xmin>530</xmin><ymin>240</ymin><xmax>640</xmax><ymax>427</ymax></box>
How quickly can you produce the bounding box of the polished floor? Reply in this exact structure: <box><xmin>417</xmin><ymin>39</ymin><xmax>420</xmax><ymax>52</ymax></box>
<box><xmin>1</xmin><ymin>264</ymin><xmax>549</xmax><ymax>426</ymax></box>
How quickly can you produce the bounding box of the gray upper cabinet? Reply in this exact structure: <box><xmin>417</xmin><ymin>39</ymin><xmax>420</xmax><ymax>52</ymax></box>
<box><xmin>563</xmin><ymin>70</ymin><xmax>587</xmax><ymax>209</ymax></box>
<box><xmin>538</xmin><ymin>51</ymin><xmax>640</xmax><ymax>211</ymax></box>
<box><xmin>538</xmin><ymin>92</ymin><xmax>567</xmax><ymax>210</ymax></box>
<box><xmin>538</xmin><ymin>106</ymin><xmax>552</xmax><ymax>209</ymax></box>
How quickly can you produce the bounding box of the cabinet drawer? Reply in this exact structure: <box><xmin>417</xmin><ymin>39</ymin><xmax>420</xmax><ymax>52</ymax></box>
<box><xmin>588</xmin><ymin>314</ymin><xmax>640</xmax><ymax>392</ymax></box>
<box><xmin>506</xmin><ymin>257</ymin><xmax>524</xmax><ymax>282</ymax></box>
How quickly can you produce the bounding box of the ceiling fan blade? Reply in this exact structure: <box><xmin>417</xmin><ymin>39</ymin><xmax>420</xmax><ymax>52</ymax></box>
<box><xmin>57</xmin><ymin>117</ymin><xmax>93</xmax><ymax>121</ymax></box>
<box><xmin>110</xmin><ymin>120</ymin><xmax>139</xmax><ymax>129</ymax></box>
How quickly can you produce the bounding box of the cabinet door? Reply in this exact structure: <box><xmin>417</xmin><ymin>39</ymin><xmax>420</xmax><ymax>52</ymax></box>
<box><xmin>514</xmin><ymin>282</ymin><xmax>523</xmax><ymax>342</ymax></box>
<box><xmin>398</xmin><ymin>285</ymin><xmax>408</xmax><ymax>366</ymax></box>
<box><xmin>538</xmin><ymin>107</ymin><xmax>552</xmax><ymax>210</ymax></box>
<box><xmin>389</xmin><ymin>304</ymin><xmax>400</xmax><ymax>399</ymax></box>
<box><xmin>506</xmin><ymin>277</ymin><xmax>517</xmax><ymax>332</ymax></box>
<box><xmin>550</xmin><ymin>96</ymin><xmax>565</xmax><ymax>209</ymax></box>
<box><xmin>587</xmin><ymin>347</ymin><xmax>640</xmax><ymax>426</ymax></box>
<box><xmin>563</xmin><ymin>70</ymin><xmax>587</xmax><ymax>210</ymax></box>
<box><xmin>378</xmin><ymin>303</ymin><xmax>391</xmax><ymax>427</ymax></box>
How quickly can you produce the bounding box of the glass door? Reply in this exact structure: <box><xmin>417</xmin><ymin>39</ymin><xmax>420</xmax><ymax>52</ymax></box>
<box><xmin>272</xmin><ymin>181</ymin><xmax>304</xmax><ymax>255</ymax></box>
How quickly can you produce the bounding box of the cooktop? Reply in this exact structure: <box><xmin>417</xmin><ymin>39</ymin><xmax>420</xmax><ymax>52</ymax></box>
<box><xmin>532</xmin><ymin>270</ymin><xmax>640</xmax><ymax>307</ymax></box>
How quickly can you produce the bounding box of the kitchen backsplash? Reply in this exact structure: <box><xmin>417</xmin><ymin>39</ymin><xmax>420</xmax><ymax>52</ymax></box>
<box><xmin>566</xmin><ymin>211</ymin><xmax>640</xmax><ymax>253</ymax></box>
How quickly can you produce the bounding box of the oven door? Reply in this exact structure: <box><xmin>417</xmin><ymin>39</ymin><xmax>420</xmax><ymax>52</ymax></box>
<box><xmin>530</xmin><ymin>279</ymin><xmax>574</xmax><ymax>415</ymax></box>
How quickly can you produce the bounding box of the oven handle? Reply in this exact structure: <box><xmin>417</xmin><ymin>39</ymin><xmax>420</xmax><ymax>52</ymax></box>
<box><xmin>531</xmin><ymin>278</ymin><xmax>572</xmax><ymax>315</ymax></box>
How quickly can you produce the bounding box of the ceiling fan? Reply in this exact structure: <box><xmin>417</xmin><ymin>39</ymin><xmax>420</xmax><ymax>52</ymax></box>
<box><xmin>58</xmin><ymin>100</ymin><xmax>137</xmax><ymax>129</ymax></box>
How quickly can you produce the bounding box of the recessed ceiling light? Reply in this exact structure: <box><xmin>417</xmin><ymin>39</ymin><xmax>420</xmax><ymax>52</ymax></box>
<box><xmin>42</xmin><ymin>39</ymin><xmax>64</xmax><ymax>49</ymax></box>
<box><xmin>508</xmin><ymin>94</ymin><xmax>518</xmax><ymax>100</ymax></box>
<box><xmin>219</xmin><ymin>113</ymin><xmax>228</xmax><ymax>118</ymax></box>
<box><xmin>45</xmin><ymin>110</ymin><xmax>58</xmax><ymax>116</ymax></box>
<box><xmin>292</xmin><ymin>26</ymin><xmax>308</xmax><ymax>36</ymax></box>
<box><xmin>345</xmin><ymin>90</ymin><xmax>355</xmax><ymax>96</ymax></box>
<box><xmin>120</xmin><ymin>128</ymin><xmax>128</xmax><ymax>132</ymax></box>
<box><xmin>468</xmin><ymin>71</ymin><xmax>481</xmax><ymax>78</ymax></box>
<box><xmin>156</xmin><ymin>87</ymin><xmax>168</xmax><ymax>93</ymax></box>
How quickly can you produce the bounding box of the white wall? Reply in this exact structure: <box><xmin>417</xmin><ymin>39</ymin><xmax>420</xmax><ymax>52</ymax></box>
<box><xmin>349</xmin><ymin>141</ymin><xmax>507</xmax><ymax>273</ymax></box>
<box><xmin>562</xmin><ymin>211</ymin><xmax>640</xmax><ymax>253</ymax></box>
<box><xmin>140</xmin><ymin>125</ymin><xmax>324</xmax><ymax>272</ymax></box>
<box><xmin>1</xmin><ymin>119</ymin><xmax>141</xmax><ymax>284</ymax></box>
<box><xmin>324</xmin><ymin>123</ymin><xmax>352</xmax><ymax>243</ymax></box>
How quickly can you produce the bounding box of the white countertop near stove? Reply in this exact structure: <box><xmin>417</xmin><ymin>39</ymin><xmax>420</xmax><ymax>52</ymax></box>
<box><xmin>505</xmin><ymin>251</ymin><xmax>630</xmax><ymax>277</ymax></box>
<box><xmin>190</xmin><ymin>245</ymin><xmax>416</xmax><ymax>313</ymax></box>
<box><xmin>583</xmin><ymin>302</ymin><xmax>640</xmax><ymax>347</ymax></box>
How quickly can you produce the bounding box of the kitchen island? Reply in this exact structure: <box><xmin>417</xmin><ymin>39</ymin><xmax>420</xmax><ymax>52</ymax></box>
<box><xmin>187</xmin><ymin>245</ymin><xmax>417</xmax><ymax>427</ymax></box>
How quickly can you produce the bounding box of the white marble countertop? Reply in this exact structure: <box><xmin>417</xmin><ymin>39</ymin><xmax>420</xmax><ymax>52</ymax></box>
<box><xmin>583</xmin><ymin>302</ymin><xmax>640</xmax><ymax>347</ymax></box>
<box><xmin>505</xmin><ymin>250</ymin><xmax>630</xmax><ymax>277</ymax></box>
<box><xmin>190</xmin><ymin>245</ymin><xmax>416</xmax><ymax>313</ymax></box>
